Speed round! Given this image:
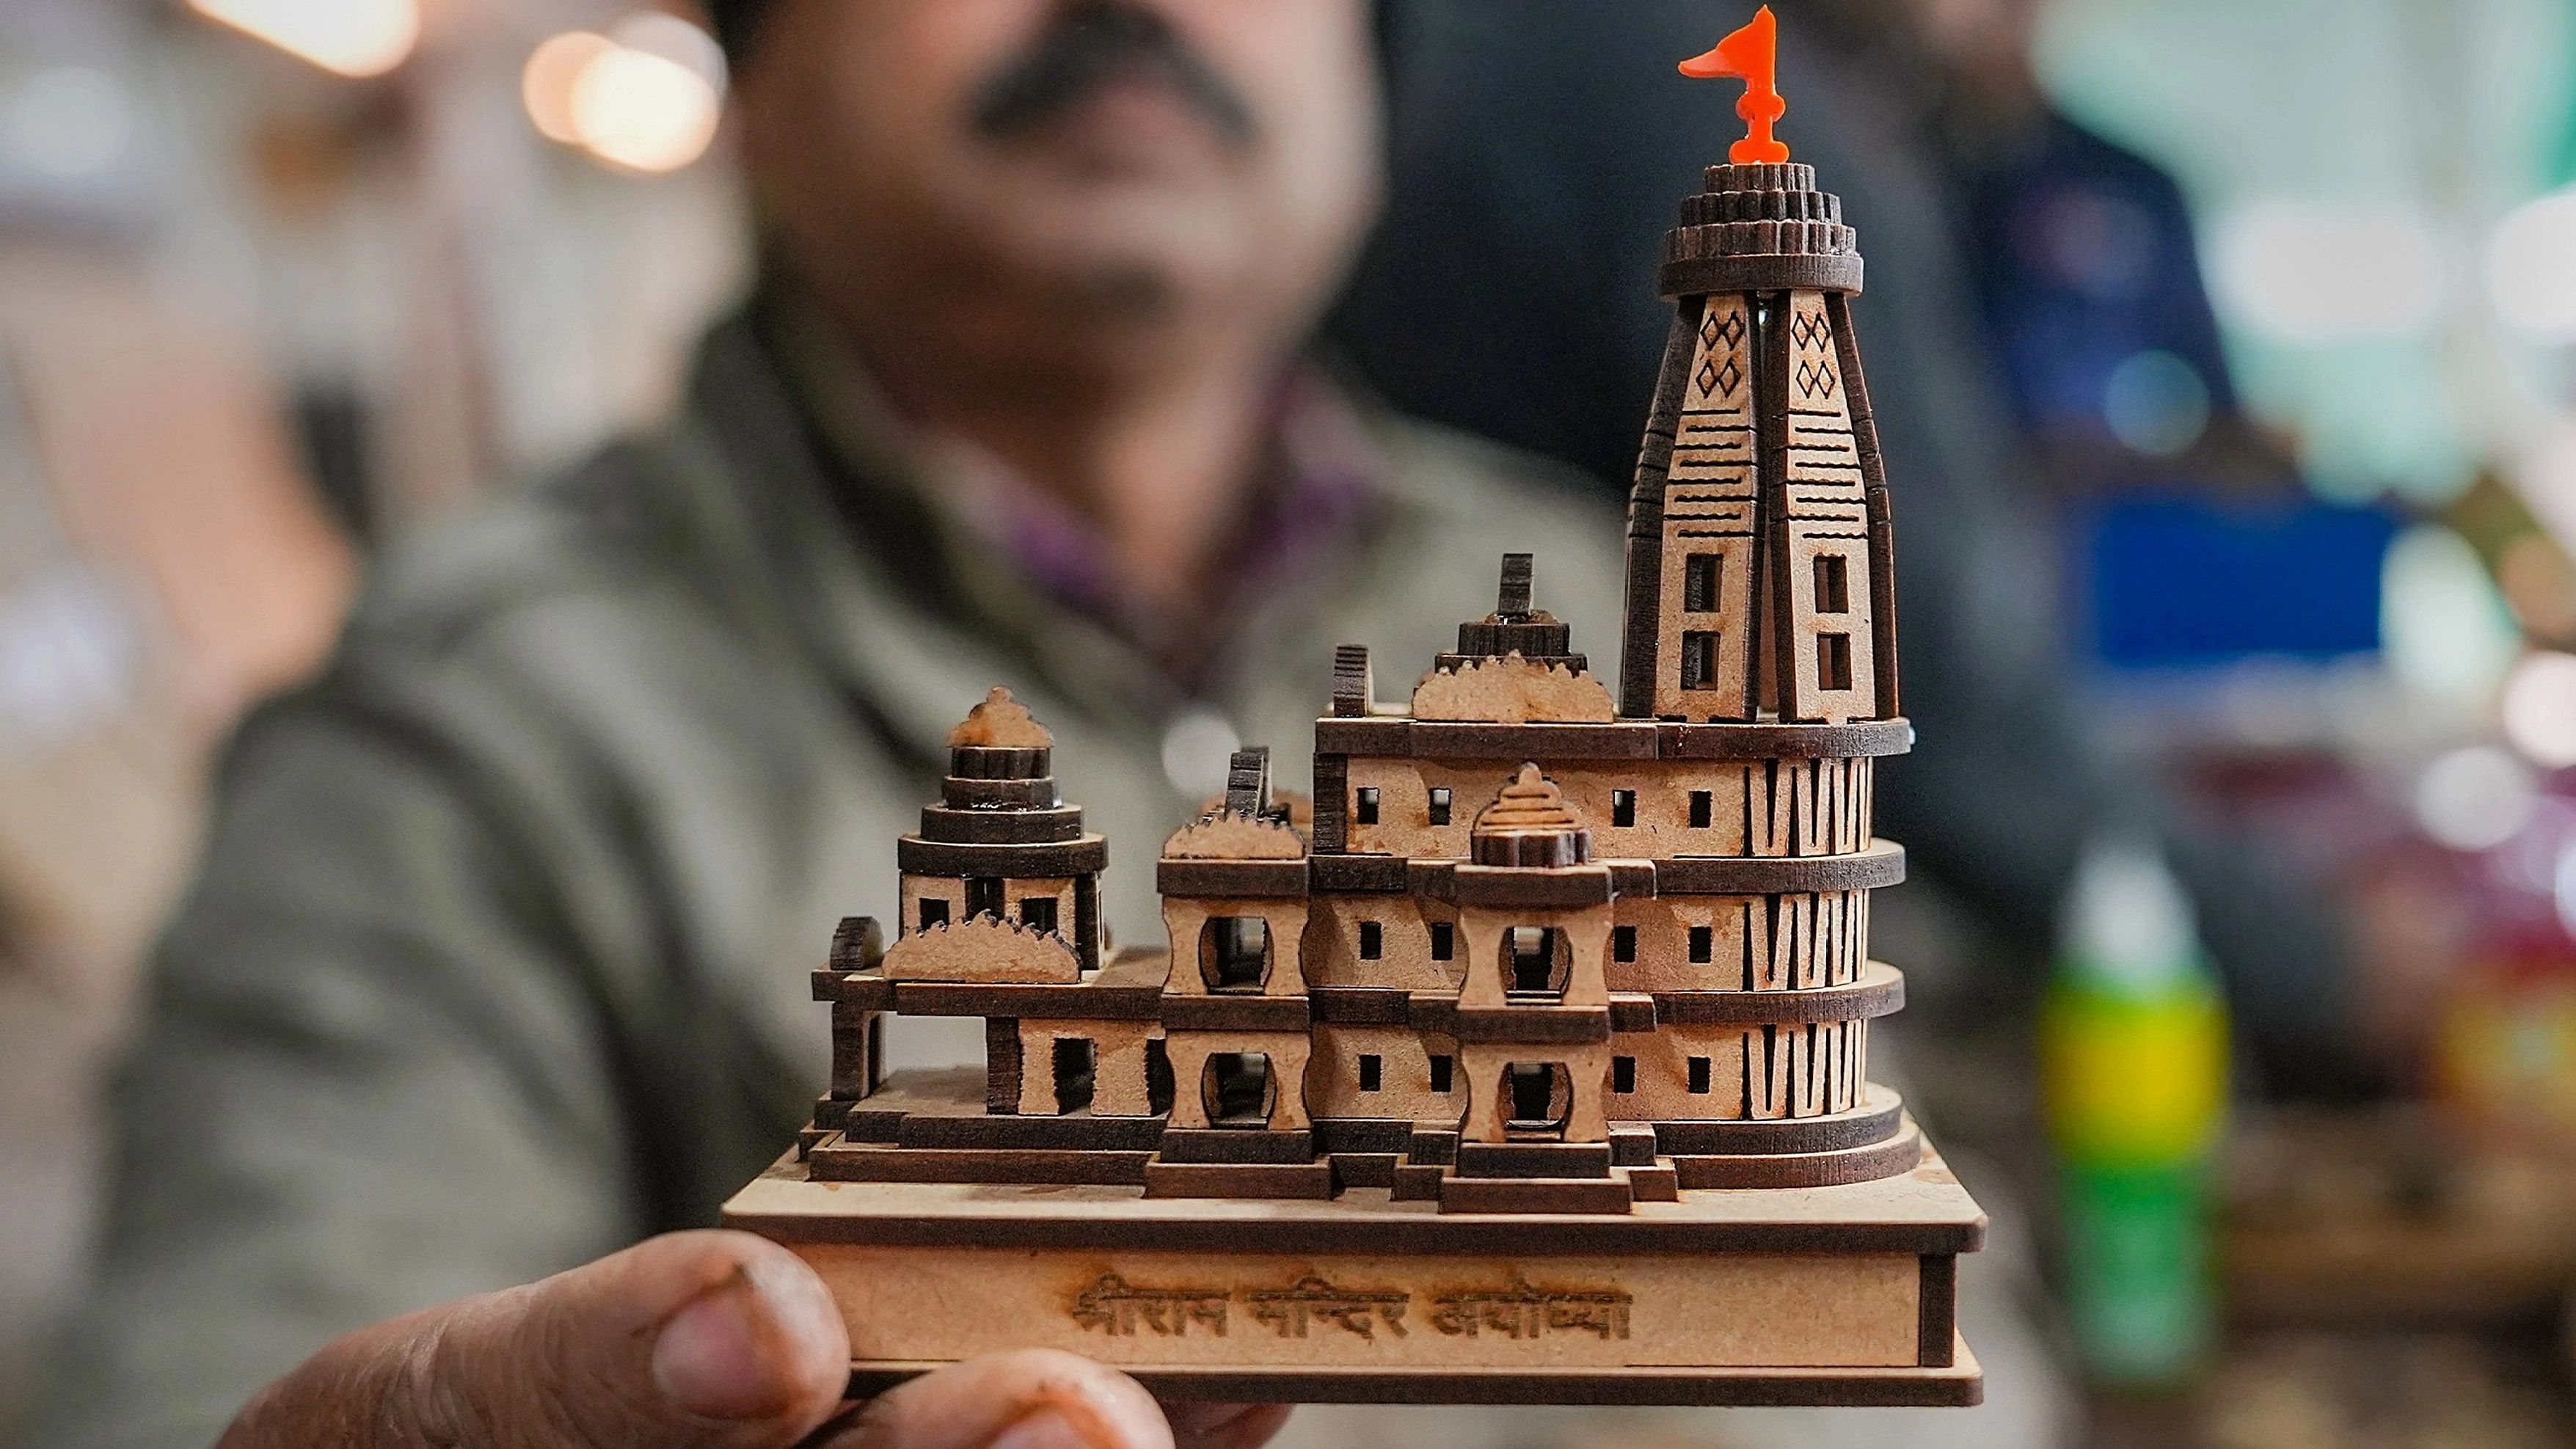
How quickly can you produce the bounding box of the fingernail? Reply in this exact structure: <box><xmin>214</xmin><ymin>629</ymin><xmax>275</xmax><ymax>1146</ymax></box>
<box><xmin>652</xmin><ymin>1280</ymin><xmax>779</xmax><ymax>1419</ymax></box>
<box><xmin>986</xmin><ymin>1407</ymin><xmax>1091</xmax><ymax>1449</ymax></box>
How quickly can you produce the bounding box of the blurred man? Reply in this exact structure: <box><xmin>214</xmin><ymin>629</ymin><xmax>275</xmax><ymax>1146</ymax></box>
<box><xmin>23</xmin><ymin>2</ymin><xmax>1624</xmax><ymax>1446</ymax></box>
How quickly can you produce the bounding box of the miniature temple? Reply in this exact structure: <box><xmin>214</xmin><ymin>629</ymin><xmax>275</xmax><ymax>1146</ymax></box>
<box><xmin>796</xmin><ymin>151</ymin><xmax>1919</xmax><ymax>1216</ymax></box>
<box><xmin>732</xmin><ymin>8</ymin><xmax>1984</xmax><ymax>1404</ymax></box>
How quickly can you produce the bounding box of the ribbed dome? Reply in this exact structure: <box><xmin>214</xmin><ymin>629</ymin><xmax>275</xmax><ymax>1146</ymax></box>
<box><xmin>1471</xmin><ymin>764</ymin><xmax>1592</xmax><ymax>868</ymax></box>
<box><xmin>923</xmin><ymin>687</ymin><xmax>1076</xmax><ymax>838</ymax></box>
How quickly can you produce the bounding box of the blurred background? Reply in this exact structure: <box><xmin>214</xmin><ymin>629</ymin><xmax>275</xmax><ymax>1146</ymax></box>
<box><xmin>0</xmin><ymin>0</ymin><xmax>2571</xmax><ymax>1444</ymax></box>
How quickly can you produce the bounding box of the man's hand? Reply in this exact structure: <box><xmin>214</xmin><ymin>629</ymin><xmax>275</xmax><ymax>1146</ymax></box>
<box><xmin>218</xmin><ymin>1230</ymin><xmax>1291</xmax><ymax>1449</ymax></box>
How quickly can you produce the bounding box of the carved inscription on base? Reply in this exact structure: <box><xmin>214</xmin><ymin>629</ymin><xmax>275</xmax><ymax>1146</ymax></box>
<box><xmin>804</xmin><ymin>1246</ymin><xmax>1919</xmax><ymax>1370</ymax></box>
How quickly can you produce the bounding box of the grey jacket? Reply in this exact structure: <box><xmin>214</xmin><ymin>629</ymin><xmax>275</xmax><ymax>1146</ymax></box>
<box><xmin>22</xmin><ymin>311</ymin><xmax>1627</xmax><ymax>1448</ymax></box>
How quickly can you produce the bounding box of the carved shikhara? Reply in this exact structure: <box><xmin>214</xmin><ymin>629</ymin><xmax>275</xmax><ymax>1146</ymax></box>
<box><xmin>731</xmin><ymin>131</ymin><xmax>1985</xmax><ymax>1406</ymax></box>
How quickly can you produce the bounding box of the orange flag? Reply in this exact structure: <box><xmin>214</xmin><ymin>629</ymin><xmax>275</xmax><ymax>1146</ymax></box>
<box><xmin>1680</xmin><ymin>5</ymin><xmax>1790</xmax><ymax>165</ymax></box>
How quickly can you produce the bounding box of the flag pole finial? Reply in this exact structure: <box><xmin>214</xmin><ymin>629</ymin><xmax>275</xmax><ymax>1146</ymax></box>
<box><xmin>1680</xmin><ymin>5</ymin><xmax>1790</xmax><ymax>165</ymax></box>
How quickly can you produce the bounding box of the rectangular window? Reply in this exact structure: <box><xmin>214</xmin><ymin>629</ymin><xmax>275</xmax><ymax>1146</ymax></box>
<box><xmin>1612</xmin><ymin>925</ymin><xmax>1637</xmax><ymax>963</ymax></box>
<box><xmin>1680</xmin><ymin>631</ymin><xmax>1720</xmax><ymax>690</ymax></box>
<box><xmin>1358</xmin><ymin>1054</ymin><xmax>1383</xmax><ymax>1092</ymax></box>
<box><xmin>1688</xmin><ymin>1056</ymin><xmax>1713</xmax><ymax>1095</ymax></box>
<box><xmin>1429</xmin><ymin>921</ymin><xmax>1454</xmax><ymax>962</ymax></box>
<box><xmin>1145</xmin><ymin>1037</ymin><xmax>1174</xmax><ymax>1116</ymax></box>
<box><xmin>1813</xmin><ymin>554</ymin><xmax>1850</xmax><ymax>614</ymax></box>
<box><xmin>1355</xmin><ymin>786</ymin><xmax>1380</xmax><ymax>825</ymax></box>
<box><xmin>918</xmin><ymin>897</ymin><xmax>950</xmax><ymax>932</ymax></box>
<box><xmin>965</xmin><ymin>877</ymin><xmax>1004</xmax><ymax>921</ymax></box>
<box><xmin>1611</xmin><ymin>789</ymin><xmax>1636</xmax><ymax>828</ymax></box>
<box><xmin>1613</xmin><ymin>1056</ymin><xmax>1638</xmax><ymax>1094</ymax></box>
<box><xmin>1818</xmin><ymin>633</ymin><xmax>1853</xmax><ymax>691</ymax></box>
<box><xmin>1019</xmin><ymin>897</ymin><xmax>1059</xmax><ymax>935</ymax></box>
<box><xmin>1052</xmin><ymin>1037</ymin><xmax>1095</xmax><ymax>1115</ymax></box>
<box><xmin>1510</xmin><ymin>927</ymin><xmax>1565</xmax><ymax>995</ymax></box>
<box><xmin>1689</xmin><ymin>791</ymin><xmax>1713</xmax><ymax>830</ymax></box>
<box><xmin>1358</xmin><ymin>921</ymin><xmax>1383</xmax><ymax>960</ymax></box>
<box><xmin>1429</xmin><ymin>1054</ymin><xmax>1454</xmax><ymax>1094</ymax></box>
<box><xmin>1689</xmin><ymin>925</ymin><xmax>1713</xmax><ymax>964</ymax></box>
<box><xmin>1428</xmin><ymin>787</ymin><xmax>1452</xmax><ymax>827</ymax></box>
<box><xmin>1684</xmin><ymin>553</ymin><xmax>1723</xmax><ymax>613</ymax></box>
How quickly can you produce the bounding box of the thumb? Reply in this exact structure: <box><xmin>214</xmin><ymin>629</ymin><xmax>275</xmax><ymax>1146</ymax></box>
<box><xmin>220</xmin><ymin>1230</ymin><xmax>851</xmax><ymax>1449</ymax></box>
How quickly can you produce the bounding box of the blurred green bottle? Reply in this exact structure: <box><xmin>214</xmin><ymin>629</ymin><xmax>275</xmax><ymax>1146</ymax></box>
<box><xmin>2040</xmin><ymin>835</ymin><xmax>2229</xmax><ymax>1389</ymax></box>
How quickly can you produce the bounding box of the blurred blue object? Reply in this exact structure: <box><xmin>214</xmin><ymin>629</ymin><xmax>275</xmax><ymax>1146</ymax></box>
<box><xmin>1965</xmin><ymin>115</ymin><xmax>2239</xmax><ymax>455</ymax></box>
<box><xmin>2080</xmin><ymin>495</ymin><xmax>2396</xmax><ymax>668</ymax></box>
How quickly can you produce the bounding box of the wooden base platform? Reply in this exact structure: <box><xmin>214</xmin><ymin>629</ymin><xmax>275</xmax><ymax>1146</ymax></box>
<box><xmin>725</xmin><ymin>1116</ymin><xmax>1989</xmax><ymax>1406</ymax></box>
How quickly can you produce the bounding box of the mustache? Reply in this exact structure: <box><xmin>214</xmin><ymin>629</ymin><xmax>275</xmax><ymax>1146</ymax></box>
<box><xmin>968</xmin><ymin>2</ymin><xmax>1259</xmax><ymax>151</ymax></box>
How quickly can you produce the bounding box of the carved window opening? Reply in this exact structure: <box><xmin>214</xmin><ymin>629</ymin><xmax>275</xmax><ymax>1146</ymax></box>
<box><xmin>1200</xmin><ymin>916</ymin><xmax>1271</xmax><ymax>992</ymax></box>
<box><xmin>1613</xmin><ymin>1056</ymin><xmax>1638</xmax><ymax>1094</ymax></box>
<box><xmin>1681</xmin><ymin>632</ymin><xmax>1720</xmax><ymax>690</ymax></box>
<box><xmin>965</xmin><ymin>876</ymin><xmax>1005</xmax><ymax>921</ymax></box>
<box><xmin>917</xmin><ymin>897</ymin><xmax>950</xmax><ymax>932</ymax></box>
<box><xmin>1019</xmin><ymin>896</ymin><xmax>1059</xmax><ymax>936</ymax></box>
<box><xmin>1358</xmin><ymin>921</ymin><xmax>1383</xmax><ymax>961</ymax></box>
<box><xmin>1688</xmin><ymin>925</ymin><xmax>1714</xmax><ymax>964</ymax></box>
<box><xmin>1355</xmin><ymin>787</ymin><xmax>1380</xmax><ymax>825</ymax></box>
<box><xmin>1813</xmin><ymin>555</ymin><xmax>1850</xmax><ymax>614</ymax></box>
<box><xmin>866</xmin><ymin>1015</ymin><xmax>887</xmax><ymax>1094</ymax></box>
<box><xmin>1612</xmin><ymin>925</ymin><xmax>1637</xmax><ymax>964</ymax></box>
<box><xmin>1428</xmin><ymin>787</ymin><xmax>1452</xmax><ymax>826</ymax></box>
<box><xmin>1429</xmin><ymin>921</ymin><xmax>1455</xmax><ymax>962</ymax></box>
<box><xmin>1689</xmin><ymin>792</ymin><xmax>1714</xmax><ymax>830</ymax></box>
<box><xmin>1145</xmin><ymin>1037</ymin><xmax>1175</xmax><ymax>1116</ymax></box>
<box><xmin>1685</xmin><ymin>553</ymin><xmax>1723</xmax><ymax>613</ymax></box>
<box><xmin>1819</xmin><ymin>633</ymin><xmax>1853</xmax><ymax>691</ymax></box>
<box><xmin>1505</xmin><ymin>1062</ymin><xmax>1574</xmax><ymax>1138</ymax></box>
<box><xmin>1358</xmin><ymin>1054</ymin><xmax>1383</xmax><ymax>1092</ymax></box>
<box><xmin>1687</xmin><ymin>1056</ymin><xmax>1713</xmax><ymax>1095</ymax></box>
<box><xmin>1429</xmin><ymin>1054</ymin><xmax>1455</xmax><ymax>1094</ymax></box>
<box><xmin>1051</xmin><ymin>1037</ymin><xmax>1095</xmax><ymax>1115</ymax></box>
<box><xmin>1203</xmin><ymin>1053</ymin><xmax>1274</xmax><ymax>1128</ymax></box>
<box><xmin>1506</xmin><ymin>926</ymin><xmax>1570</xmax><ymax>997</ymax></box>
<box><xmin>1611</xmin><ymin>789</ymin><xmax>1636</xmax><ymax>828</ymax></box>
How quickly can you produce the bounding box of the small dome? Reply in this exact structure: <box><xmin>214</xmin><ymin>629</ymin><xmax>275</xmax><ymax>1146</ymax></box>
<box><xmin>1471</xmin><ymin>764</ymin><xmax>1592</xmax><ymax>868</ymax></box>
<box><xmin>948</xmin><ymin>687</ymin><xmax>1054</xmax><ymax>750</ymax></box>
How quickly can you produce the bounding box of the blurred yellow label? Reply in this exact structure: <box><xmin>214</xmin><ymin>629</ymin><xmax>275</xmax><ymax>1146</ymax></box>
<box><xmin>2043</xmin><ymin>982</ymin><xmax>2227</xmax><ymax>1167</ymax></box>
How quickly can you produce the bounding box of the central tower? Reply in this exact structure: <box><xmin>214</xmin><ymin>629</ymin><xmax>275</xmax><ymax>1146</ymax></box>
<box><xmin>1619</xmin><ymin>164</ymin><xmax>1897</xmax><ymax>725</ymax></box>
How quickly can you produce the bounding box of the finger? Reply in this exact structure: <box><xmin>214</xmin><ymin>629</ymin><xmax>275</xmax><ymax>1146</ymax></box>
<box><xmin>816</xmin><ymin>1349</ymin><xmax>1173</xmax><ymax>1449</ymax></box>
<box><xmin>219</xmin><ymin>1230</ymin><xmax>851</xmax><ymax>1449</ymax></box>
<box><xmin>1167</xmin><ymin>1402</ymin><xmax>1295</xmax><ymax>1449</ymax></box>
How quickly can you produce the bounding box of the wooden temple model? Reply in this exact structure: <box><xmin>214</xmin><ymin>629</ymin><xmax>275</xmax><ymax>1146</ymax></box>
<box><xmin>728</xmin><ymin>6</ymin><xmax>1986</xmax><ymax>1406</ymax></box>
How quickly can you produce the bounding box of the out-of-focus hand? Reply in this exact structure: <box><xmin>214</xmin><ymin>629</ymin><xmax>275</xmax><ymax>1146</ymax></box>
<box><xmin>216</xmin><ymin>1230</ymin><xmax>1292</xmax><ymax>1449</ymax></box>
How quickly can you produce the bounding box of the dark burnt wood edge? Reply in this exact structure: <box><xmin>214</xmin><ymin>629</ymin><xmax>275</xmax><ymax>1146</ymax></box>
<box><xmin>843</xmin><ymin>1361</ymin><xmax>1980</xmax><ymax>1409</ymax></box>
<box><xmin>722</xmin><ymin>1208</ymin><xmax>1987</xmax><ymax>1257</ymax></box>
<box><xmin>1919</xmin><ymin>1254</ymin><xmax>1957</xmax><ymax>1368</ymax></box>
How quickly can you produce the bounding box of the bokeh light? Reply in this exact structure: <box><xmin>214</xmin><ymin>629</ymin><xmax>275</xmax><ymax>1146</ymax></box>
<box><xmin>2489</xmin><ymin>189</ymin><xmax>2576</xmax><ymax>344</ymax></box>
<box><xmin>2415</xmin><ymin>745</ymin><xmax>2538</xmax><ymax>853</ymax></box>
<box><xmin>6</xmin><ymin>67</ymin><xmax>134</xmax><ymax>180</ymax></box>
<box><xmin>2103</xmin><ymin>350</ymin><xmax>2212</xmax><ymax>457</ymax></box>
<box><xmin>2502</xmin><ymin>651</ymin><xmax>2576</xmax><ymax>769</ymax></box>
<box><xmin>524</xmin><ymin>15</ymin><xmax>727</xmax><ymax>175</ymax></box>
<box><xmin>522</xmin><ymin>32</ymin><xmax>616</xmax><ymax>147</ymax></box>
<box><xmin>2212</xmin><ymin>200</ymin><xmax>2445</xmax><ymax>342</ymax></box>
<box><xmin>189</xmin><ymin>0</ymin><xmax>421</xmax><ymax>79</ymax></box>
<box><xmin>2382</xmin><ymin>525</ymin><xmax>2522</xmax><ymax>702</ymax></box>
